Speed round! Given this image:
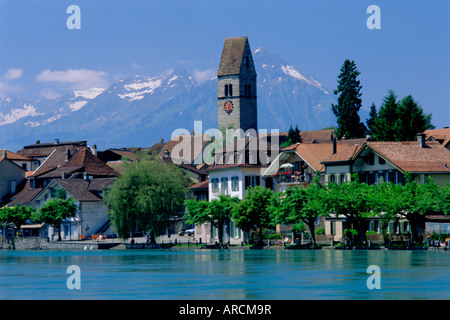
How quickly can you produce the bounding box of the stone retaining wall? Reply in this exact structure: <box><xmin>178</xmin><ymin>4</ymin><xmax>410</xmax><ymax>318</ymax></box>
<box><xmin>0</xmin><ymin>237</ymin><xmax>48</xmax><ymax>250</ymax></box>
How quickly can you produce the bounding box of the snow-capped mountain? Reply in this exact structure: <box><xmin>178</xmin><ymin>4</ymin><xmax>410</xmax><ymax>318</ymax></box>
<box><xmin>0</xmin><ymin>97</ymin><xmax>42</xmax><ymax>126</ymax></box>
<box><xmin>253</xmin><ymin>48</ymin><xmax>336</xmax><ymax>132</ymax></box>
<box><xmin>0</xmin><ymin>50</ymin><xmax>339</xmax><ymax>151</ymax></box>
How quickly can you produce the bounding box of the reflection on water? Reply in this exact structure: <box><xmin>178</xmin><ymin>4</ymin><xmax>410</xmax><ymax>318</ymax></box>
<box><xmin>0</xmin><ymin>249</ymin><xmax>448</xmax><ymax>300</ymax></box>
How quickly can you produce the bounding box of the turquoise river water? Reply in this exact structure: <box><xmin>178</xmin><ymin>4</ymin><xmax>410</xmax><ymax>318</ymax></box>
<box><xmin>0</xmin><ymin>249</ymin><xmax>449</xmax><ymax>300</ymax></box>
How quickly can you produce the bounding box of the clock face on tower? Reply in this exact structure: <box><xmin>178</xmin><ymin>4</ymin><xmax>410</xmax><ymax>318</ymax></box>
<box><xmin>224</xmin><ymin>100</ymin><xmax>234</xmax><ymax>114</ymax></box>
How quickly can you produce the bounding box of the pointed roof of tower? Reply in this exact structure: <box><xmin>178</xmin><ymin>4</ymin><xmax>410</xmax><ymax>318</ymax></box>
<box><xmin>217</xmin><ymin>36</ymin><xmax>254</xmax><ymax>76</ymax></box>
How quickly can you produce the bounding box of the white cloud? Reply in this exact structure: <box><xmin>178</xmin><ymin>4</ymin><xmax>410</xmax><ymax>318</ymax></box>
<box><xmin>4</xmin><ymin>68</ymin><xmax>24</xmax><ymax>80</ymax></box>
<box><xmin>36</xmin><ymin>68</ymin><xmax>109</xmax><ymax>90</ymax></box>
<box><xmin>0</xmin><ymin>68</ymin><xmax>24</xmax><ymax>96</ymax></box>
<box><xmin>162</xmin><ymin>68</ymin><xmax>175</xmax><ymax>76</ymax></box>
<box><xmin>131</xmin><ymin>62</ymin><xmax>143</xmax><ymax>70</ymax></box>
<box><xmin>193</xmin><ymin>68</ymin><xmax>216</xmax><ymax>84</ymax></box>
<box><xmin>0</xmin><ymin>81</ymin><xmax>23</xmax><ymax>97</ymax></box>
<box><xmin>39</xmin><ymin>88</ymin><xmax>63</xmax><ymax>100</ymax></box>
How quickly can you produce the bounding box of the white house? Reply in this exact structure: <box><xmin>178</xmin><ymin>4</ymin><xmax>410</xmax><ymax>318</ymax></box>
<box><xmin>193</xmin><ymin>135</ymin><xmax>271</xmax><ymax>245</ymax></box>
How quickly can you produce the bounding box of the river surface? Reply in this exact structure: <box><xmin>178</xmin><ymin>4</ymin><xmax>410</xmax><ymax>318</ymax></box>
<box><xmin>0</xmin><ymin>249</ymin><xmax>449</xmax><ymax>300</ymax></box>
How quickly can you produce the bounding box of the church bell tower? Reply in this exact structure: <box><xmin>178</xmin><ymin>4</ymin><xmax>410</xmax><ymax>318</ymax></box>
<box><xmin>217</xmin><ymin>36</ymin><xmax>257</xmax><ymax>135</ymax></box>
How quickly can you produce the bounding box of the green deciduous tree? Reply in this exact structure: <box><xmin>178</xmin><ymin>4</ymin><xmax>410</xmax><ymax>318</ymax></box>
<box><xmin>331</xmin><ymin>59</ymin><xmax>366</xmax><ymax>139</ymax></box>
<box><xmin>272</xmin><ymin>179</ymin><xmax>327</xmax><ymax>247</ymax></box>
<box><xmin>103</xmin><ymin>159</ymin><xmax>189</xmax><ymax>242</ymax></box>
<box><xmin>322</xmin><ymin>175</ymin><xmax>372</xmax><ymax>246</ymax></box>
<box><xmin>184</xmin><ymin>195</ymin><xmax>239</xmax><ymax>244</ymax></box>
<box><xmin>0</xmin><ymin>206</ymin><xmax>35</xmax><ymax>236</ymax></box>
<box><xmin>232</xmin><ymin>186</ymin><xmax>274</xmax><ymax>245</ymax></box>
<box><xmin>372</xmin><ymin>173</ymin><xmax>448</xmax><ymax>244</ymax></box>
<box><xmin>37</xmin><ymin>198</ymin><xmax>77</xmax><ymax>241</ymax></box>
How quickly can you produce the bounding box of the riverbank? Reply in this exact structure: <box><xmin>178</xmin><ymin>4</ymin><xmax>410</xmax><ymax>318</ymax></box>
<box><xmin>2</xmin><ymin>236</ymin><xmax>448</xmax><ymax>251</ymax></box>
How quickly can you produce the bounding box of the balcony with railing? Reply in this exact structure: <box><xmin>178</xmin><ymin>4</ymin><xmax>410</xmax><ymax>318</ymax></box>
<box><xmin>274</xmin><ymin>171</ymin><xmax>313</xmax><ymax>185</ymax></box>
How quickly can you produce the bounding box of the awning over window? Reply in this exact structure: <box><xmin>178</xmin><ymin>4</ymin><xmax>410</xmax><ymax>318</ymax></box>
<box><xmin>20</xmin><ymin>223</ymin><xmax>45</xmax><ymax>229</ymax></box>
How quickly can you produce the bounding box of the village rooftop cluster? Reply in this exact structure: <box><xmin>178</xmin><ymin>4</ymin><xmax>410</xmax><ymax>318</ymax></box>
<box><xmin>0</xmin><ymin>37</ymin><xmax>449</xmax><ymax>249</ymax></box>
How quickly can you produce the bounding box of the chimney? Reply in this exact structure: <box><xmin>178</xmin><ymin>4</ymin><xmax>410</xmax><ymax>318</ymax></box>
<box><xmin>160</xmin><ymin>138</ymin><xmax>164</xmax><ymax>143</ymax></box>
<box><xmin>2</xmin><ymin>149</ymin><xmax>7</xmax><ymax>159</ymax></box>
<box><xmin>35</xmin><ymin>140</ymin><xmax>40</xmax><ymax>145</ymax></box>
<box><xmin>417</xmin><ymin>133</ymin><xmax>426</xmax><ymax>148</ymax></box>
<box><xmin>55</xmin><ymin>138</ymin><xmax>60</xmax><ymax>144</ymax></box>
<box><xmin>332</xmin><ymin>137</ymin><xmax>337</xmax><ymax>154</ymax></box>
<box><xmin>65</xmin><ymin>148</ymin><xmax>70</xmax><ymax>162</ymax></box>
<box><xmin>92</xmin><ymin>144</ymin><xmax>97</xmax><ymax>157</ymax></box>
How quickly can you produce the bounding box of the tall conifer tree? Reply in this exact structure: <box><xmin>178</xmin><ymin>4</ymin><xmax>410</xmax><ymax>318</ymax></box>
<box><xmin>374</xmin><ymin>90</ymin><xmax>399</xmax><ymax>141</ymax></box>
<box><xmin>366</xmin><ymin>102</ymin><xmax>378</xmax><ymax>137</ymax></box>
<box><xmin>331</xmin><ymin>59</ymin><xmax>366</xmax><ymax>139</ymax></box>
<box><xmin>395</xmin><ymin>95</ymin><xmax>434</xmax><ymax>141</ymax></box>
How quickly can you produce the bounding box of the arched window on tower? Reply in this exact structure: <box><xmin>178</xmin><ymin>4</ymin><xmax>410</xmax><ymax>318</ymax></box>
<box><xmin>224</xmin><ymin>84</ymin><xmax>228</xmax><ymax>97</ymax></box>
<box><xmin>247</xmin><ymin>84</ymin><xmax>251</xmax><ymax>96</ymax></box>
<box><xmin>229</xmin><ymin>84</ymin><xmax>233</xmax><ymax>96</ymax></box>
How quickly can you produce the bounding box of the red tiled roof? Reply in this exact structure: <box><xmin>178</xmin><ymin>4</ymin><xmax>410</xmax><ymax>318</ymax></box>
<box><xmin>17</xmin><ymin>141</ymin><xmax>87</xmax><ymax>158</ymax></box>
<box><xmin>31</xmin><ymin>146</ymin><xmax>86</xmax><ymax>177</ymax></box>
<box><xmin>287</xmin><ymin>143</ymin><xmax>355</xmax><ymax>172</ymax></box>
<box><xmin>189</xmin><ymin>180</ymin><xmax>209</xmax><ymax>190</ymax></box>
<box><xmin>8</xmin><ymin>180</ymin><xmax>43</xmax><ymax>206</ymax></box>
<box><xmin>53</xmin><ymin>179</ymin><xmax>101</xmax><ymax>202</ymax></box>
<box><xmin>367</xmin><ymin>141</ymin><xmax>450</xmax><ymax>173</ymax></box>
<box><xmin>424</xmin><ymin>128</ymin><xmax>450</xmax><ymax>147</ymax></box>
<box><xmin>33</xmin><ymin>147</ymin><xmax>118</xmax><ymax>178</ymax></box>
<box><xmin>0</xmin><ymin>150</ymin><xmax>32</xmax><ymax>161</ymax></box>
<box><xmin>321</xmin><ymin>144</ymin><xmax>363</xmax><ymax>163</ymax></box>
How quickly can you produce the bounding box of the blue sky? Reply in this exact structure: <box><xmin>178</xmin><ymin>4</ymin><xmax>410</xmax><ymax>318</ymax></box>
<box><xmin>0</xmin><ymin>0</ymin><xmax>449</xmax><ymax>128</ymax></box>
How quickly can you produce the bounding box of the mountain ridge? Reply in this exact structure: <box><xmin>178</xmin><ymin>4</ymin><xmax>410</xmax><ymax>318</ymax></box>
<box><xmin>0</xmin><ymin>48</ymin><xmax>339</xmax><ymax>151</ymax></box>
